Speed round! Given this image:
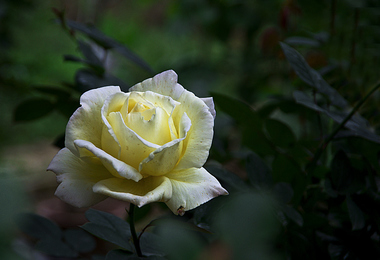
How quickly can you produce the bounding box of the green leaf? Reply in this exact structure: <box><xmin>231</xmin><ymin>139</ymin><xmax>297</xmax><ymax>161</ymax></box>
<box><xmin>293</xmin><ymin>91</ymin><xmax>380</xmax><ymax>144</ymax></box>
<box><xmin>35</xmin><ymin>238</ymin><xmax>78</xmax><ymax>258</ymax></box>
<box><xmin>246</xmin><ymin>152</ymin><xmax>272</xmax><ymax>188</ymax></box>
<box><xmin>63</xmin><ymin>228</ymin><xmax>96</xmax><ymax>253</ymax></box>
<box><xmin>65</xmin><ymin>20</ymin><xmax>155</xmax><ymax>74</ymax></box>
<box><xmin>205</xmin><ymin>162</ymin><xmax>249</xmax><ymax>191</ymax></box>
<box><xmin>346</xmin><ymin>195</ymin><xmax>365</xmax><ymax>230</ymax></box>
<box><xmin>139</xmin><ymin>232</ymin><xmax>165</xmax><ymax>256</ymax></box>
<box><xmin>75</xmin><ymin>69</ymin><xmax>128</xmax><ymax>92</ymax></box>
<box><xmin>281</xmin><ymin>205</ymin><xmax>304</xmax><ymax>226</ymax></box>
<box><xmin>16</xmin><ymin>213</ymin><xmax>62</xmax><ymax>240</ymax></box>
<box><xmin>78</xmin><ymin>40</ymin><xmax>103</xmax><ymax>67</ymax></box>
<box><xmin>81</xmin><ymin>209</ymin><xmax>133</xmax><ymax>251</ymax></box>
<box><xmin>280</xmin><ymin>42</ymin><xmax>348</xmax><ymax>108</ymax></box>
<box><xmin>293</xmin><ymin>91</ymin><xmax>324</xmax><ymax>112</ymax></box>
<box><xmin>273</xmin><ymin>182</ymin><xmax>293</xmax><ymax>204</ymax></box>
<box><xmin>13</xmin><ymin>98</ymin><xmax>54</xmax><ymax>122</ymax></box>
<box><xmin>105</xmin><ymin>249</ymin><xmax>132</xmax><ymax>260</ymax></box>
<box><xmin>265</xmin><ymin>118</ymin><xmax>296</xmax><ymax>148</ymax></box>
<box><xmin>330</xmin><ymin>150</ymin><xmax>365</xmax><ymax>194</ymax></box>
<box><xmin>211</xmin><ymin>92</ymin><xmax>274</xmax><ymax>155</ymax></box>
<box><xmin>284</xmin><ymin>36</ymin><xmax>320</xmax><ymax>47</ymax></box>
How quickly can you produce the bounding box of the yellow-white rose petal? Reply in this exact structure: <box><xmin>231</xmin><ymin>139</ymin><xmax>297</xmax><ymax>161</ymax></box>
<box><xmin>106</xmin><ymin>112</ymin><xmax>159</xmax><ymax>170</ymax></box>
<box><xmin>200</xmin><ymin>97</ymin><xmax>216</xmax><ymax>118</ymax></box>
<box><xmin>173</xmin><ymin>91</ymin><xmax>214</xmax><ymax>170</ymax></box>
<box><xmin>93</xmin><ymin>176</ymin><xmax>172</xmax><ymax>207</ymax></box>
<box><xmin>164</xmin><ymin>167</ymin><xmax>228</xmax><ymax>215</ymax></box>
<box><xmin>47</xmin><ymin>148</ymin><xmax>112</xmax><ymax>207</ymax></box>
<box><xmin>74</xmin><ymin>140</ymin><xmax>143</xmax><ymax>182</ymax></box>
<box><xmin>101</xmin><ymin>92</ymin><xmax>130</xmax><ymax>158</ymax></box>
<box><xmin>139</xmin><ymin>112</ymin><xmax>191</xmax><ymax>176</ymax></box>
<box><xmin>65</xmin><ymin>86</ymin><xmax>121</xmax><ymax>156</ymax></box>
<box><xmin>125</xmin><ymin>107</ymin><xmax>171</xmax><ymax>145</ymax></box>
<box><xmin>129</xmin><ymin>70</ymin><xmax>185</xmax><ymax>100</ymax></box>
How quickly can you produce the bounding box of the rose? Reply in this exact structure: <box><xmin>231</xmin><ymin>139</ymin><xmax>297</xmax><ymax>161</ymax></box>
<box><xmin>48</xmin><ymin>70</ymin><xmax>228</xmax><ymax>215</ymax></box>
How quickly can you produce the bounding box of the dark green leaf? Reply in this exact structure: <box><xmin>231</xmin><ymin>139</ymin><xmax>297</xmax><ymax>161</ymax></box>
<box><xmin>65</xmin><ymin>20</ymin><xmax>155</xmax><ymax>74</ymax></box>
<box><xmin>246</xmin><ymin>152</ymin><xmax>272</xmax><ymax>188</ymax></box>
<box><xmin>75</xmin><ymin>69</ymin><xmax>128</xmax><ymax>92</ymax></box>
<box><xmin>139</xmin><ymin>232</ymin><xmax>165</xmax><ymax>256</ymax></box>
<box><xmin>78</xmin><ymin>40</ymin><xmax>103</xmax><ymax>66</ymax></box>
<box><xmin>281</xmin><ymin>205</ymin><xmax>304</xmax><ymax>226</ymax></box>
<box><xmin>64</xmin><ymin>228</ymin><xmax>96</xmax><ymax>253</ymax></box>
<box><xmin>81</xmin><ymin>209</ymin><xmax>133</xmax><ymax>251</ymax></box>
<box><xmin>294</xmin><ymin>91</ymin><xmax>380</xmax><ymax>144</ymax></box>
<box><xmin>33</xmin><ymin>85</ymin><xmax>72</xmax><ymax>99</ymax></box>
<box><xmin>211</xmin><ymin>92</ymin><xmax>274</xmax><ymax>155</ymax></box>
<box><xmin>346</xmin><ymin>195</ymin><xmax>365</xmax><ymax>230</ymax></box>
<box><xmin>205</xmin><ymin>162</ymin><xmax>249</xmax><ymax>191</ymax></box>
<box><xmin>284</xmin><ymin>36</ymin><xmax>320</xmax><ymax>47</ymax></box>
<box><xmin>105</xmin><ymin>249</ymin><xmax>132</xmax><ymax>260</ymax></box>
<box><xmin>16</xmin><ymin>213</ymin><xmax>62</xmax><ymax>240</ymax></box>
<box><xmin>330</xmin><ymin>150</ymin><xmax>365</xmax><ymax>194</ymax></box>
<box><xmin>273</xmin><ymin>182</ymin><xmax>294</xmax><ymax>204</ymax></box>
<box><xmin>271</xmin><ymin>155</ymin><xmax>299</xmax><ymax>183</ymax></box>
<box><xmin>265</xmin><ymin>118</ymin><xmax>296</xmax><ymax>148</ymax></box>
<box><xmin>280</xmin><ymin>42</ymin><xmax>348</xmax><ymax>108</ymax></box>
<box><xmin>293</xmin><ymin>91</ymin><xmax>324</xmax><ymax>112</ymax></box>
<box><xmin>14</xmin><ymin>98</ymin><xmax>54</xmax><ymax>122</ymax></box>
<box><xmin>35</xmin><ymin>238</ymin><xmax>78</xmax><ymax>258</ymax></box>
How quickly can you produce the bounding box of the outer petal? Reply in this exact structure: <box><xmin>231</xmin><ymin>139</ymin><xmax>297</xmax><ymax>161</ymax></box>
<box><xmin>65</xmin><ymin>86</ymin><xmax>121</xmax><ymax>156</ymax></box>
<box><xmin>164</xmin><ymin>167</ymin><xmax>228</xmax><ymax>215</ymax></box>
<box><xmin>200</xmin><ymin>97</ymin><xmax>216</xmax><ymax>119</ymax></box>
<box><xmin>93</xmin><ymin>176</ymin><xmax>172</xmax><ymax>207</ymax></box>
<box><xmin>47</xmin><ymin>148</ymin><xmax>112</xmax><ymax>207</ymax></box>
<box><xmin>173</xmin><ymin>91</ymin><xmax>214</xmax><ymax>170</ymax></box>
<box><xmin>74</xmin><ymin>140</ymin><xmax>143</xmax><ymax>182</ymax></box>
<box><xmin>139</xmin><ymin>113</ymin><xmax>191</xmax><ymax>176</ymax></box>
<box><xmin>129</xmin><ymin>70</ymin><xmax>185</xmax><ymax>100</ymax></box>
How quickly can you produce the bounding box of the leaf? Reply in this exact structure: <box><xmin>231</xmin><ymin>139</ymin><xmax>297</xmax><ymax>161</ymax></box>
<box><xmin>105</xmin><ymin>249</ymin><xmax>132</xmax><ymax>260</ymax></box>
<box><xmin>139</xmin><ymin>232</ymin><xmax>165</xmax><ymax>256</ymax></box>
<box><xmin>293</xmin><ymin>91</ymin><xmax>380</xmax><ymax>144</ymax></box>
<box><xmin>211</xmin><ymin>92</ymin><xmax>274</xmax><ymax>155</ymax></box>
<box><xmin>280</xmin><ymin>42</ymin><xmax>348</xmax><ymax>108</ymax></box>
<box><xmin>65</xmin><ymin>20</ymin><xmax>155</xmax><ymax>74</ymax></box>
<box><xmin>281</xmin><ymin>205</ymin><xmax>304</xmax><ymax>226</ymax></box>
<box><xmin>63</xmin><ymin>228</ymin><xmax>96</xmax><ymax>253</ymax></box>
<box><xmin>284</xmin><ymin>36</ymin><xmax>320</xmax><ymax>47</ymax></box>
<box><xmin>264</xmin><ymin>118</ymin><xmax>296</xmax><ymax>148</ymax></box>
<box><xmin>330</xmin><ymin>150</ymin><xmax>365</xmax><ymax>194</ymax></box>
<box><xmin>16</xmin><ymin>213</ymin><xmax>62</xmax><ymax>240</ymax></box>
<box><xmin>246</xmin><ymin>152</ymin><xmax>272</xmax><ymax>188</ymax></box>
<box><xmin>13</xmin><ymin>98</ymin><xmax>54</xmax><ymax>122</ymax></box>
<box><xmin>78</xmin><ymin>40</ymin><xmax>103</xmax><ymax>67</ymax></box>
<box><xmin>35</xmin><ymin>238</ymin><xmax>78</xmax><ymax>258</ymax></box>
<box><xmin>273</xmin><ymin>182</ymin><xmax>294</xmax><ymax>204</ymax></box>
<box><xmin>346</xmin><ymin>195</ymin><xmax>365</xmax><ymax>230</ymax></box>
<box><xmin>205</xmin><ymin>162</ymin><xmax>250</xmax><ymax>191</ymax></box>
<box><xmin>75</xmin><ymin>68</ymin><xmax>129</xmax><ymax>92</ymax></box>
<box><xmin>293</xmin><ymin>91</ymin><xmax>325</xmax><ymax>112</ymax></box>
<box><xmin>81</xmin><ymin>209</ymin><xmax>133</xmax><ymax>251</ymax></box>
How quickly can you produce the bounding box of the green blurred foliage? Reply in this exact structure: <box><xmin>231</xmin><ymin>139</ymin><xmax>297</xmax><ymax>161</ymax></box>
<box><xmin>3</xmin><ymin>0</ymin><xmax>380</xmax><ymax>259</ymax></box>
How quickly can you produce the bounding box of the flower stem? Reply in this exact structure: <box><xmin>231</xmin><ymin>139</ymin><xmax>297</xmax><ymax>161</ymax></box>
<box><xmin>306</xmin><ymin>80</ymin><xmax>380</xmax><ymax>174</ymax></box>
<box><xmin>128</xmin><ymin>204</ymin><xmax>143</xmax><ymax>257</ymax></box>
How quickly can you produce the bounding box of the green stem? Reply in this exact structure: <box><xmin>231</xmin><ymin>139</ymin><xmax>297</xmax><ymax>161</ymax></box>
<box><xmin>129</xmin><ymin>204</ymin><xmax>143</xmax><ymax>257</ymax></box>
<box><xmin>307</xmin><ymin>80</ymin><xmax>380</xmax><ymax>174</ymax></box>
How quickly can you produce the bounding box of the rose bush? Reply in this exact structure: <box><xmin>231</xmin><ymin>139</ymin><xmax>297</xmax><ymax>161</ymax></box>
<box><xmin>48</xmin><ymin>70</ymin><xmax>227</xmax><ymax>215</ymax></box>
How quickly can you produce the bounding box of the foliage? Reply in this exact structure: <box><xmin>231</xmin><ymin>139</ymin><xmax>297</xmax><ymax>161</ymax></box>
<box><xmin>8</xmin><ymin>1</ymin><xmax>380</xmax><ymax>259</ymax></box>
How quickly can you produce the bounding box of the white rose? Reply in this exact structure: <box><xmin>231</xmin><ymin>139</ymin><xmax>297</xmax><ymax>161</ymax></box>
<box><xmin>48</xmin><ymin>70</ymin><xmax>228</xmax><ymax>215</ymax></box>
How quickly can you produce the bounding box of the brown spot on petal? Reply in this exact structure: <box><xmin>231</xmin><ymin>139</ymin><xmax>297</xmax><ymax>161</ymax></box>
<box><xmin>177</xmin><ymin>206</ymin><xmax>185</xmax><ymax>216</ymax></box>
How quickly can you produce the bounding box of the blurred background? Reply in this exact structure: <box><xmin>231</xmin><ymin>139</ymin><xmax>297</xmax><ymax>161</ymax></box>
<box><xmin>1</xmin><ymin>0</ymin><xmax>380</xmax><ymax>259</ymax></box>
